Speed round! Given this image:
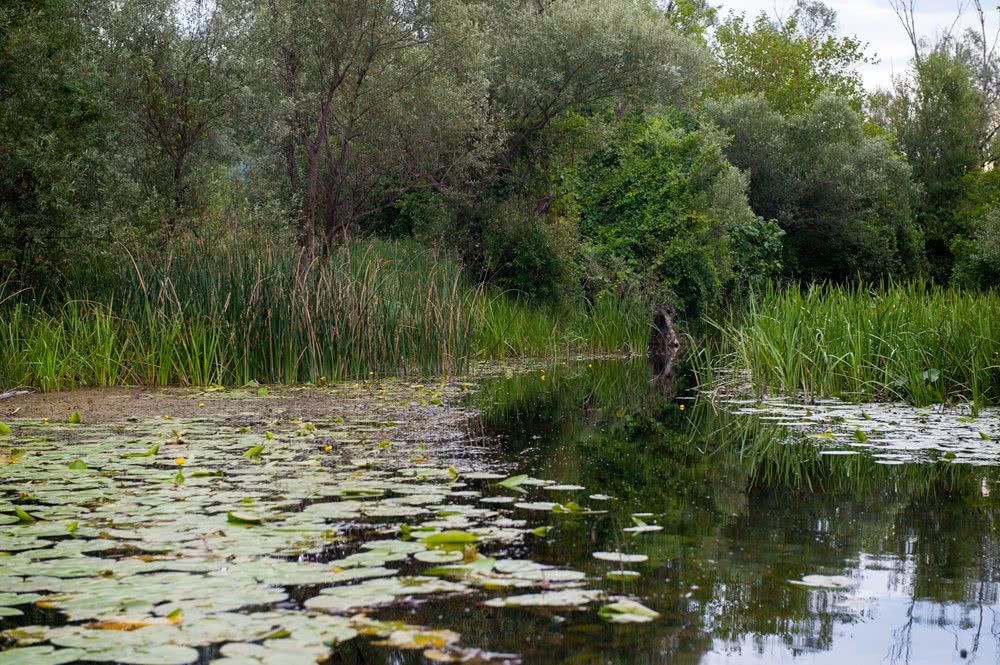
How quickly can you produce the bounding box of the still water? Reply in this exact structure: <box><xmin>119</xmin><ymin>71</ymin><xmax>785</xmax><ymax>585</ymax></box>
<box><xmin>358</xmin><ymin>358</ymin><xmax>1000</xmax><ymax>665</ymax></box>
<box><xmin>0</xmin><ymin>358</ymin><xmax>997</xmax><ymax>665</ymax></box>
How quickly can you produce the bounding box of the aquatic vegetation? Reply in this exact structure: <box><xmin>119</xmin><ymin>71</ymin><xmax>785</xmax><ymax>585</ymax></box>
<box><xmin>0</xmin><ymin>378</ymin><xmax>684</xmax><ymax>664</ymax></box>
<box><xmin>0</xmin><ymin>243</ymin><xmax>646</xmax><ymax>392</ymax></box>
<box><xmin>706</xmin><ymin>281</ymin><xmax>1000</xmax><ymax>409</ymax></box>
<box><xmin>3</xmin><ymin>359</ymin><xmax>1000</xmax><ymax>663</ymax></box>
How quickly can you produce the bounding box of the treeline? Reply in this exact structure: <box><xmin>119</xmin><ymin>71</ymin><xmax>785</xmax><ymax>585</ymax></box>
<box><xmin>2</xmin><ymin>0</ymin><xmax>998</xmax><ymax>318</ymax></box>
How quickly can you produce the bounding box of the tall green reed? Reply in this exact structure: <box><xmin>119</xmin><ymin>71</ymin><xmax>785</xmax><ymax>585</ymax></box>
<box><xmin>708</xmin><ymin>281</ymin><xmax>1000</xmax><ymax>409</ymax></box>
<box><xmin>0</xmin><ymin>240</ymin><xmax>648</xmax><ymax>391</ymax></box>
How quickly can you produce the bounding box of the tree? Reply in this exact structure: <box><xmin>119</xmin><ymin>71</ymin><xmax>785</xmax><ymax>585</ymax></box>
<box><xmin>705</xmin><ymin>94</ymin><xmax>923</xmax><ymax>282</ymax></box>
<box><xmin>885</xmin><ymin>52</ymin><xmax>988</xmax><ymax>281</ymax></box>
<box><xmin>0</xmin><ymin>0</ymin><xmax>108</xmax><ymax>287</ymax></box>
<box><xmin>712</xmin><ymin>2</ymin><xmax>871</xmax><ymax>112</ymax></box>
<box><xmin>483</xmin><ymin>0</ymin><xmax>712</xmax><ymax>171</ymax></box>
<box><xmin>104</xmin><ymin>0</ymin><xmax>252</xmax><ymax>236</ymax></box>
<box><xmin>568</xmin><ymin>111</ymin><xmax>781</xmax><ymax>315</ymax></box>
<box><xmin>258</xmin><ymin>0</ymin><xmax>495</xmax><ymax>254</ymax></box>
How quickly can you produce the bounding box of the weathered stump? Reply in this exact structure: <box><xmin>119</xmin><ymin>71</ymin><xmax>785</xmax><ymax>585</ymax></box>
<box><xmin>648</xmin><ymin>304</ymin><xmax>680</xmax><ymax>384</ymax></box>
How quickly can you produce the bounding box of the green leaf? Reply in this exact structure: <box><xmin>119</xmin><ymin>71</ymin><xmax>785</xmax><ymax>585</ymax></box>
<box><xmin>853</xmin><ymin>430</ymin><xmax>868</xmax><ymax>443</ymax></box>
<box><xmin>530</xmin><ymin>526</ymin><xmax>551</xmax><ymax>537</ymax></box>
<box><xmin>67</xmin><ymin>411</ymin><xmax>81</xmax><ymax>424</ymax></box>
<box><xmin>243</xmin><ymin>445</ymin><xmax>264</xmax><ymax>459</ymax></box>
<box><xmin>421</xmin><ymin>530</ymin><xmax>479</xmax><ymax>545</ymax></box>
<box><xmin>227</xmin><ymin>511</ymin><xmax>263</xmax><ymax>526</ymax></box>
<box><xmin>0</xmin><ymin>421</ymin><xmax>11</xmax><ymax>435</ymax></box>
<box><xmin>67</xmin><ymin>459</ymin><xmax>87</xmax><ymax>470</ymax></box>
<box><xmin>14</xmin><ymin>506</ymin><xmax>37</xmax><ymax>524</ymax></box>
<box><xmin>122</xmin><ymin>444</ymin><xmax>160</xmax><ymax>458</ymax></box>
<box><xmin>980</xmin><ymin>432</ymin><xmax>993</xmax><ymax>440</ymax></box>
<box><xmin>599</xmin><ymin>599</ymin><xmax>660</xmax><ymax>623</ymax></box>
<box><xmin>496</xmin><ymin>474</ymin><xmax>530</xmax><ymax>493</ymax></box>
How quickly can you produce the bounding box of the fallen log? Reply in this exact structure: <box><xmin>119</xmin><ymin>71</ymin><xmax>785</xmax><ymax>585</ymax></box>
<box><xmin>0</xmin><ymin>389</ymin><xmax>33</xmax><ymax>401</ymax></box>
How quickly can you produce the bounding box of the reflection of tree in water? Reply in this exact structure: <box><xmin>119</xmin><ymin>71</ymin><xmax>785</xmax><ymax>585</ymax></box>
<box><xmin>474</xmin><ymin>358</ymin><xmax>1000</xmax><ymax>662</ymax></box>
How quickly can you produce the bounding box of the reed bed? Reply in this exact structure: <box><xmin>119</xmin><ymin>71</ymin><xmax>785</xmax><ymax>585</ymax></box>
<box><xmin>707</xmin><ymin>281</ymin><xmax>1000</xmax><ymax>410</ymax></box>
<box><xmin>0</xmin><ymin>241</ymin><xmax>647</xmax><ymax>391</ymax></box>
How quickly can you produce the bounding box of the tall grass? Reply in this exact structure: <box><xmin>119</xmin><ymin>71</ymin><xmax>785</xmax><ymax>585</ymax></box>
<box><xmin>0</xmin><ymin>240</ymin><xmax>647</xmax><ymax>391</ymax></box>
<box><xmin>707</xmin><ymin>281</ymin><xmax>1000</xmax><ymax>409</ymax></box>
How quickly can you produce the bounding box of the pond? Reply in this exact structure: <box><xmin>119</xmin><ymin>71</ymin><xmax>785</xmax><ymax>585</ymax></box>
<box><xmin>1</xmin><ymin>358</ymin><xmax>999</xmax><ymax>664</ymax></box>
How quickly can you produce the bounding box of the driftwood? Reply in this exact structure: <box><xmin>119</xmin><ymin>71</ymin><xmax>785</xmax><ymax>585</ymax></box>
<box><xmin>648</xmin><ymin>304</ymin><xmax>680</xmax><ymax>384</ymax></box>
<box><xmin>0</xmin><ymin>389</ymin><xmax>33</xmax><ymax>401</ymax></box>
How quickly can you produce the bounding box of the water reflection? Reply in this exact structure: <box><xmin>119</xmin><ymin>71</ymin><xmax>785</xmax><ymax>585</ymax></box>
<box><xmin>342</xmin><ymin>358</ymin><xmax>1000</xmax><ymax>664</ymax></box>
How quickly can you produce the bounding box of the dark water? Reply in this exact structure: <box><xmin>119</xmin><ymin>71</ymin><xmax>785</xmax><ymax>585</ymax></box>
<box><xmin>348</xmin><ymin>358</ymin><xmax>1000</xmax><ymax>665</ymax></box>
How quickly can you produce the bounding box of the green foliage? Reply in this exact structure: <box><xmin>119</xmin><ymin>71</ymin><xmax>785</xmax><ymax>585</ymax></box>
<box><xmin>569</xmin><ymin>113</ymin><xmax>775</xmax><ymax>316</ymax></box>
<box><xmin>0</xmin><ymin>0</ymin><xmax>109</xmax><ymax>288</ymax></box>
<box><xmin>711</xmin><ymin>281</ymin><xmax>1000</xmax><ymax>409</ymax></box>
<box><xmin>479</xmin><ymin>198</ymin><xmax>580</xmax><ymax>305</ymax></box>
<box><xmin>952</xmin><ymin>208</ymin><xmax>1000</xmax><ymax>289</ymax></box>
<box><xmin>712</xmin><ymin>4</ymin><xmax>871</xmax><ymax>112</ymax></box>
<box><xmin>883</xmin><ymin>52</ymin><xmax>989</xmax><ymax>282</ymax></box>
<box><xmin>0</xmin><ymin>241</ymin><xmax>646</xmax><ymax>391</ymax></box>
<box><xmin>705</xmin><ymin>94</ymin><xmax>923</xmax><ymax>282</ymax></box>
<box><xmin>726</xmin><ymin>216</ymin><xmax>785</xmax><ymax>297</ymax></box>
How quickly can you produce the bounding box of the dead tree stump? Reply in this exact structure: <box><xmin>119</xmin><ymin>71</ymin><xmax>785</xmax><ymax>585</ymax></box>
<box><xmin>648</xmin><ymin>304</ymin><xmax>680</xmax><ymax>384</ymax></box>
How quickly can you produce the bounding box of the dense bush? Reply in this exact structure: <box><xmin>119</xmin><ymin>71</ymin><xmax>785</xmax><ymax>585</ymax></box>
<box><xmin>568</xmin><ymin>113</ymin><xmax>779</xmax><ymax>317</ymax></box>
<box><xmin>704</xmin><ymin>93</ymin><xmax>924</xmax><ymax>282</ymax></box>
<box><xmin>478</xmin><ymin>198</ymin><xmax>581</xmax><ymax>306</ymax></box>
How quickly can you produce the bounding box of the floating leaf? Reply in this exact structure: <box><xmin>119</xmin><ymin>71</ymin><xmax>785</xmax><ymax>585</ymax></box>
<box><xmin>606</xmin><ymin>570</ymin><xmax>641</xmax><ymax>581</ymax></box>
<box><xmin>67</xmin><ymin>459</ymin><xmax>87</xmax><ymax>470</ymax></box>
<box><xmin>0</xmin><ymin>422</ymin><xmax>11</xmax><ymax>435</ymax></box>
<box><xmin>243</xmin><ymin>445</ymin><xmax>264</xmax><ymax>459</ymax></box>
<box><xmin>592</xmin><ymin>552</ymin><xmax>647</xmax><ymax>564</ymax></box>
<box><xmin>483</xmin><ymin>590</ymin><xmax>601</xmax><ymax>608</ymax></box>
<box><xmin>227</xmin><ymin>512</ymin><xmax>263</xmax><ymax>526</ymax></box>
<box><xmin>122</xmin><ymin>444</ymin><xmax>160</xmax><ymax>458</ymax></box>
<box><xmin>0</xmin><ymin>646</ymin><xmax>86</xmax><ymax>665</ymax></box>
<box><xmin>788</xmin><ymin>574</ymin><xmax>854</xmax><ymax>589</ymax></box>
<box><xmin>496</xmin><ymin>474</ymin><xmax>530</xmax><ymax>493</ymax></box>
<box><xmin>598</xmin><ymin>599</ymin><xmax>660</xmax><ymax>623</ymax></box>
<box><xmin>67</xmin><ymin>411</ymin><xmax>81</xmax><ymax>424</ymax></box>
<box><xmin>422</xmin><ymin>530</ymin><xmax>479</xmax><ymax>545</ymax></box>
<box><xmin>376</xmin><ymin>629</ymin><xmax>460</xmax><ymax>650</ymax></box>
<box><xmin>14</xmin><ymin>506</ymin><xmax>38</xmax><ymax>524</ymax></box>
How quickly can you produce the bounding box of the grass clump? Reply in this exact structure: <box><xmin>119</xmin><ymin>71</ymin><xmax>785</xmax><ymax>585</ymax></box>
<box><xmin>707</xmin><ymin>281</ymin><xmax>1000</xmax><ymax>410</ymax></box>
<box><xmin>0</xmin><ymin>240</ymin><xmax>647</xmax><ymax>391</ymax></box>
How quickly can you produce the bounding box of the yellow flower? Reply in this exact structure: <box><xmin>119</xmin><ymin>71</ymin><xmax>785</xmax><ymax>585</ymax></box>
<box><xmin>324</xmin><ymin>445</ymin><xmax>333</xmax><ymax>452</ymax></box>
<box><xmin>540</xmin><ymin>375</ymin><xmax>546</xmax><ymax>381</ymax></box>
<box><xmin>679</xmin><ymin>404</ymin><xmax>686</xmax><ymax>411</ymax></box>
<box><xmin>198</xmin><ymin>402</ymin><xmax>205</xmax><ymax>408</ymax></box>
<box><xmin>175</xmin><ymin>457</ymin><xmax>186</xmax><ymax>465</ymax></box>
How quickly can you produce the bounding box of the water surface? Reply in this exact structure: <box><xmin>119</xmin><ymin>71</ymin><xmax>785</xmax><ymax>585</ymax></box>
<box><xmin>0</xmin><ymin>359</ymin><xmax>998</xmax><ymax>665</ymax></box>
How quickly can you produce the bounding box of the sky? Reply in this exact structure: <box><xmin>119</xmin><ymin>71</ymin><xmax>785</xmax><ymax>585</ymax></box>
<box><xmin>714</xmin><ymin>0</ymin><xmax>1000</xmax><ymax>90</ymax></box>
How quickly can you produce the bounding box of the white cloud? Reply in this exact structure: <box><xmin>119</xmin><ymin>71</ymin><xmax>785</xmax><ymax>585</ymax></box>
<box><xmin>714</xmin><ymin>0</ymin><xmax>1000</xmax><ymax>90</ymax></box>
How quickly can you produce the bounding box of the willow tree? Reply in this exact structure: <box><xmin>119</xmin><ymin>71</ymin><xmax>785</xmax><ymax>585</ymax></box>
<box><xmin>258</xmin><ymin>0</ymin><xmax>495</xmax><ymax>253</ymax></box>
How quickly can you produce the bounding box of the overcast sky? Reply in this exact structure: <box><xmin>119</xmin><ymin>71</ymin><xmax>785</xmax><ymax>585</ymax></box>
<box><xmin>714</xmin><ymin>0</ymin><xmax>1000</xmax><ymax>90</ymax></box>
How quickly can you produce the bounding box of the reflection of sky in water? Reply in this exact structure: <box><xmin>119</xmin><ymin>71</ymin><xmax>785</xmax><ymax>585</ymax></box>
<box><xmin>703</xmin><ymin>553</ymin><xmax>1000</xmax><ymax>664</ymax></box>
